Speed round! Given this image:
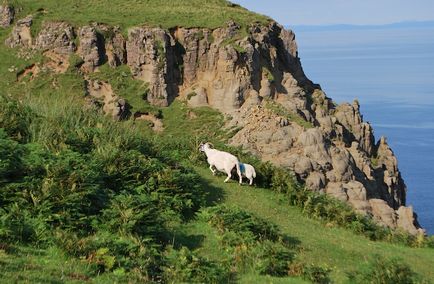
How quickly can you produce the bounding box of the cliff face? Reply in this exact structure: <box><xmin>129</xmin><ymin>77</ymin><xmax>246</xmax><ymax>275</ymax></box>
<box><xmin>1</xmin><ymin>7</ymin><xmax>423</xmax><ymax>235</ymax></box>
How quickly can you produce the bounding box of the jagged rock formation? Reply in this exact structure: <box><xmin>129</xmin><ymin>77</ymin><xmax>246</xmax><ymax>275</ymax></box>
<box><xmin>4</xmin><ymin>11</ymin><xmax>423</xmax><ymax>234</ymax></box>
<box><xmin>5</xmin><ymin>15</ymin><xmax>32</xmax><ymax>48</ymax></box>
<box><xmin>85</xmin><ymin>79</ymin><xmax>129</xmax><ymax>120</ymax></box>
<box><xmin>0</xmin><ymin>5</ymin><xmax>14</xmax><ymax>27</ymax></box>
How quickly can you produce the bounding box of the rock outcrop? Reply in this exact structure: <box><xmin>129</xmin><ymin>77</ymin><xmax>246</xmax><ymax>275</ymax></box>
<box><xmin>126</xmin><ymin>26</ymin><xmax>177</xmax><ymax>106</ymax></box>
<box><xmin>5</xmin><ymin>15</ymin><xmax>32</xmax><ymax>48</ymax></box>
<box><xmin>85</xmin><ymin>79</ymin><xmax>129</xmax><ymax>120</ymax></box>
<box><xmin>5</xmin><ymin>14</ymin><xmax>423</xmax><ymax>234</ymax></box>
<box><xmin>0</xmin><ymin>5</ymin><xmax>14</xmax><ymax>27</ymax></box>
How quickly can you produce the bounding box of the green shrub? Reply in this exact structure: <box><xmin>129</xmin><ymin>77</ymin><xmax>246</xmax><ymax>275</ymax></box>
<box><xmin>0</xmin><ymin>204</ymin><xmax>50</xmax><ymax>245</ymax></box>
<box><xmin>162</xmin><ymin>246</ymin><xmax>230</xmax><ymax>283</ymax></box>
<box><xmin>348</xmin><ymin>256</ymin><xmax>424</xmax><ymax>284</ymax></box>
<box><xmin>100</xmin><ymin>189</ymin><xmax>168</xmax><ymax>241</ymax></box>
<box><xmin>202</xmin><ymin>205</ymin><xmax>298</xmax><ymax>277</ymax></box>
<box><xmin>302</xmin><ymin>264</ymin><xmax>331</xmax><ymax>284</ymax></box>
<box><xmin>254</xmin><ymin>240</ymin><xmax>293</xmax><ymax>276</ymax></box>
<box><xmin>55</xmin><ymin>230</ymin><xmax>162</xmax><ymax>279</ymax></box>
<box><xmin>0</xmin><ymin>95</ymin><xmax>33</xmax><ymax>142</ymax></box>
<box><xmin>0</xmin><ymin>129</ymin><xmax>24</xmax><ymax>183</ymax></box>
<box><xmin>205</xmin><ymin>205</ymin><xmax>280</xmax><ymax>241</ymax></box>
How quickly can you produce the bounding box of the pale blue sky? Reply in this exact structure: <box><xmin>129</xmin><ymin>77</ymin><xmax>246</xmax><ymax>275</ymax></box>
<box><xmin>232</xmin><ymin>0</ymin><xmax>434</xmax><ymax>26</ymax></box>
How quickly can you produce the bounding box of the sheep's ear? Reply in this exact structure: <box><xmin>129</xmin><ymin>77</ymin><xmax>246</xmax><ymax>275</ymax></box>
<box><xmin>208</xmin><ymin>142</ymin><xmax>214</xmax><ymax>148</ymax></box>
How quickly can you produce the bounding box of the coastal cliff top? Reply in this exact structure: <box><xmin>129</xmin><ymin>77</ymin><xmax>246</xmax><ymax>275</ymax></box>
<box><xmin>7</xmin><ymin>0</ymin><xmax>270</xmax><ymax>29</ymax></box>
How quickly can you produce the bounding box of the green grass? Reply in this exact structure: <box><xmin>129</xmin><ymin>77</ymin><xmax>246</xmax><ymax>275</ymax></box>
<box><xmin>86</xmin><ymin>64</ymin><xmax>151</xmax><ymax>113</ymax></box>
<box><xmin>1</xmin><ymin>4</ymin><xmax>433</xmax><ymax>282</ymax></box>
<box><xmin>264</xmin><ymin>98</ymin><xmax>314</xmax><ymax>129</ymax></box>
<box><xmin>186</xmin><ymin>167</ymin><xmax>434</xmax><ymax>283</ymax></box>
<box><xmin>1</xmin><ymin>90</ymin><xmax>433</xmax><ymax>283</ymax></box>
<box><xmin>0</xmin><ymin>245</ymin><xmax>148</xmax><ymax>283</ymax></box>
<box><xmin>7</xmin><ymin>0</ymin><xmax>270</xmax><ymax>32</ymax></box>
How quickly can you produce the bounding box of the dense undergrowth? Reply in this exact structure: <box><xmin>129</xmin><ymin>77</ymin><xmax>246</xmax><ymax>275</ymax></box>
<box><xmin>1</xmin><ymin>90</ymin><xmax>432</xmax><ymax>282</ymax></box>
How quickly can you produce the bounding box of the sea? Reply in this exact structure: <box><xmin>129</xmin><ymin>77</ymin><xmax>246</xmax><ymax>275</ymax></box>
<box><xmin>291</xmin><ymin>23</ymin><xmax>434</xmax><ymax>235</ymax></box>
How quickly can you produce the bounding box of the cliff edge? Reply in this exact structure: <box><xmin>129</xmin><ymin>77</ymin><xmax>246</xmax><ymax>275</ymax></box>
<box><xmin>1</xmin><ymin>3</ymin><xmax>423</xmax><ymax>235</ymax></box>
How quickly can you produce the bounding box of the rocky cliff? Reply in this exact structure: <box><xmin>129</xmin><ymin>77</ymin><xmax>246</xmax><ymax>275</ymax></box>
<box><xmin>1</xmin><ymin>5</ymin><xmax>423</xmax><ymax>235</ymax></box>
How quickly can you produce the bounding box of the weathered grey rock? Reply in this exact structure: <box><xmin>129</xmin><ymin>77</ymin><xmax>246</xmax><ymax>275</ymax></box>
<box><xmin>294</xmin><ymin>156</ymin><xmax>313</xmax><ymax>178</ymax></box>
<box><xmin>369</xmin><ymin>199</ymin><xmax>397</xmax><ymax>228</ymax></box>
<box><xmin>329</xmin><ymin>147</ymin><xmax>354</xmax><ymax>182</ymax></box>
<box><xmin>306</xmin><ymin>172</ymin><xmax>326</xmax><ymax>191</ymax></box>
<box><xmin>375</xmin><ymin>136</ymin><xmax>406</xmax><ymax>208</ymax></box>
<box><xmin>325</xmin><ymin>182</ymin><xmax>348</xmax><ymax>202</ymax></box>
<box><xmin>344</xmin><ymin>181</ymin><xmax>371</xmax><ymax>213</ymax></box>
<box><xmin>334</xmin><ymin>101</ymin><xmax>375</xmax><ymax>155</ymax></box>
<box><xmin>78</xmin><ymin>26</ymin><xmax>103</xmax><ymax>72</ymax></box>
<box><xmin>5</xmin><ymin>15</ymin><xmax>32</xmax><ymax>48</ymax></box>
<box><xmin>126</xmin><ymin>26</ymin><xmax>177</xmax><ymax>106</ymax></box>
<box><xmin>396</xmin><ymin>206</ymin><xmax>423</xmax><ymax>235</ymax></box>
<box><xmin>0</xmin><ymin>5</ymin><xmax>14</xmax><ymax>27</ymax></box>
<box><xmin>187</xmin><ymin>87</ymin><xmax>208</xmax><ymax>107</ymax></box>
<box><xmin>86</xmin><ymin>79</ymin><xmax>129</xmax><ymax>120</ymax></box>
<box><xmin>35</xmin><ymin>22</ymin><xmax>76</xmax><ymax>54</ymax></box>
<box><xmin>93</xmin><ymin>24</ymin><xmax>126</xmax><ymax>67</ymax></box>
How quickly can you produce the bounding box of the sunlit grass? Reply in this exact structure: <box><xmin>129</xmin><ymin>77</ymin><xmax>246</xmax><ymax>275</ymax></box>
<box><xmin>7</xmin><ymin>0</ymin><xmax>270</xmax><ymax>31</ymax></box>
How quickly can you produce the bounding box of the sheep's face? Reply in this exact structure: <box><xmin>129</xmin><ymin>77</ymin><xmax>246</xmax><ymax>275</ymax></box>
<box><xmin>199</xmin><ymin>142</ymin><xmax>212</xmax><ymax>152</ymax></box>
<box><xmin>199</xmin><ymin>143</ymin><xmax>205</xmax><ymax>152</ymax></box>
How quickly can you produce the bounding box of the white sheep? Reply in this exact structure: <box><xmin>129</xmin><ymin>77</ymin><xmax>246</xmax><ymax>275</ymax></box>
<box><xmin>199</xmin><ymin>142</ymin><xmax>242</xmax><ymax>184</ymax></box>
<box><xmin>239</xmin><ymin>162</ymin><xmax>256</xmax><ymax>185</ymax></box>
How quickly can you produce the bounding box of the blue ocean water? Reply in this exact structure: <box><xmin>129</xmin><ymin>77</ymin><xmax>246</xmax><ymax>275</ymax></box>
<box><xmin>293</xmin><ymin>25</ymin><xmax>434</xmax><ymax>234</ymax></box>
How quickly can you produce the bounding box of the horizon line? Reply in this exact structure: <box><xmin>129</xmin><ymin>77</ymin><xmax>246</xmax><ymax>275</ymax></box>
<box><xmin>287</xmin><ymin>19</ymin><xmax>434</xmax><ymax>29</ymax></box>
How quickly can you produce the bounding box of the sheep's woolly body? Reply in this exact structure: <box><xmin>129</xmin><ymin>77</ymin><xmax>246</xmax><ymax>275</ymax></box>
<box><xmin>200</xmin><ymin>143</ymin><xmax>242</xmax><ymax>183</ymax></box>
<box><xmin>240</xmin><ymin>163</ymin><xmax>256</xmax><ymax>185</ymax></box>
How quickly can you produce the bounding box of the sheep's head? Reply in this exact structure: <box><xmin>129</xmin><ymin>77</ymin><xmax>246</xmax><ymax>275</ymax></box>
<box><xmin>199</xmin><ymin>142</ymin><xmax>213</xmax><ymax>152</ymax></box>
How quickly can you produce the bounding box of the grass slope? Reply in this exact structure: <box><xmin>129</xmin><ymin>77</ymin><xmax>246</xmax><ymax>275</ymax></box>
<box><xmin>3</xmin><ymin>160</ymin><xmax>433</xmax><ymax>283</ymax></box>
<box><xmin>187</xmin><ymin>167</ymin><xmax>434</xmax><ymax>282</ymax></box>
<box><xmin>1</xmin><ymin>2</ymin><xmax>434</xmax><ymax>282</ymax></box>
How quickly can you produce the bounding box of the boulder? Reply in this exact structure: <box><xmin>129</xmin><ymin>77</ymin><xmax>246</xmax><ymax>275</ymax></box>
<box><xmin>325</xmin><ymin>182</ymin><xmax>348</xmax><ymax>202</ymax></box>
<box><xmin>126</xmin><ymin>26</ymin><xmax>176</xmax><ymax>106</ymax></box>
<box><xmin>396</xmin><ymin>206</ymin><xmax>423</xmax><ymax>235</ymax></box>
<box><xmin>35</xmin><ymin>21</ymin><xmax>76</xmax><ymax>54</ymax></box>
<box><xmin>187</xmin><ymin>87</ymin><xmax>208</xmax><ymax>107</ymax></box>
<box><xmin>78</xmin><ymin>26</ymin><xmax>103</xmax><ymax>72</ymax></box>
<box><xmin>306</xmin><ymin>171</ymin><xmax>326</xmax><ymax>191</ymax></box>
<box><xmin>5</xmin><ymin>15</ymin><xmax>32</xmax><ymax>48</ymax></box>
<box><xmin>369</xmin><ymin>199</ymin><xmax>397</xmax><ymax>228</ymax></box>
<box><xmin>86</xmin><ymin>80</ymin><xmax>129</xmax><ymax>120</ymax></box>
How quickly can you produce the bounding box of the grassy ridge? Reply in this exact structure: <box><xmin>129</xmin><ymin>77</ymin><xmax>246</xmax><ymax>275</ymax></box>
<box><xmin>7</xmin><ymin>0</ymin><xmax>270</xmax><ymax>30</ymax></box>
<box><xmin>1</xmin><ymin>1</ymin><xmax>434</xmax><ymax>282</ymax></box>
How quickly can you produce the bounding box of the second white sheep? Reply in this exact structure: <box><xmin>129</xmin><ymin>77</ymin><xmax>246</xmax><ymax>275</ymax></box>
<box><xmin>239</xmin><ymin>162</ymin><xmax>256</xmax><ymax>185</ymax></box>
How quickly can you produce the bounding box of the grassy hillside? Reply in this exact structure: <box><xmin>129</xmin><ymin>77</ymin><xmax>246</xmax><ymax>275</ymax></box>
<box><xmin>1</xmin><ymin>1</ymin><xmax>434</xmax><ymax>283</ymax></box>
<box><xmin>6</xmin><ymin>0</ymin><xmax>270</xmax><ymax>31</ymax></box>
<box><xmin>1</xmin><ymin>88</ymin><xmax>434</xmax><ymax>282</ymax></box>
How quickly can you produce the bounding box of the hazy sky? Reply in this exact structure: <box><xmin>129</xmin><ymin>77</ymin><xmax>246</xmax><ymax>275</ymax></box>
<box><xmin>232</xmin><ymin>0</ymin><xmax>434</xmax><ymax>26</ymax></box>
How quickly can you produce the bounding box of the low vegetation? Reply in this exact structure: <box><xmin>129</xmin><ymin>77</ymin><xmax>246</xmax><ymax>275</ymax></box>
<box><xmin>264</xmin><ymin>98</ymin><xmax>315</xmax><ymax>129</ymax></box>
<box><xmin>1</xmin><ymin>1</ymin><xmax>434</xmax><ymax>282</ymax></box>
<box><xmin>7</xmin><ymin>0</ymin><xmax>270</xmax><ymax>32</ymax></box>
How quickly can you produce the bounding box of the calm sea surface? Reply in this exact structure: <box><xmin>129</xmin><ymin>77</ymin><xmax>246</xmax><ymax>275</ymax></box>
<box><xmin>293</xmin><ymin>25</ymin><xmax>434</xmax><ymax>234</ymax></box>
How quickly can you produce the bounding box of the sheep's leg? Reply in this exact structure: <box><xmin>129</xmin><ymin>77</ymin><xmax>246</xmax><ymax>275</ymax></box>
<box><xmin>236</xmin><ymin>165</ymin><xmax>242</xmax><ymax>184</ymax></box>
<box><xmin>249</xmin><ymin>178</ymin><xmax>253</xmax><ymax>186</ymax></box>
<box><xmin>224</xmin><ymin>172</ymin><xmax>231</xmax><ymax>183</ymax></box>
<box><xmin>209</xmin><ymin>165</ymin><xmax>216</xmax><ymax>175</ymax></box>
